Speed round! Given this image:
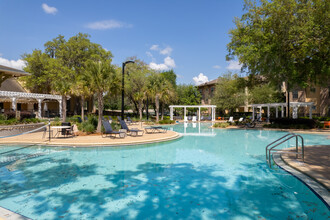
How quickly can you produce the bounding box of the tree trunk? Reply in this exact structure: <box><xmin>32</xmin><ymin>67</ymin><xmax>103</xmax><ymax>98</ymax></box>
<box><xmin>286</xmin><ymin>82</ymin><xmax>290</xmax><ymax>118</ymax></box>
<box><xmin>155</xmin><ymin>95</ymin><xmax>159</xmax><ymax>122</ymax></box>
<box><xmin>138</xmin><ymin>100</ymin><xmax>143</xmax><ymax>121</ymax></box>
<box><xmin>62</xmin><ymin>95</ymin><xmax>67</xmax><ymax>122</ymax></box>
<box><xmin>161</xmin><ymin>103</ymin><xmax>164</xmax><ymax>120</ymax></box>
<box><xmin>97</xmin><ymin>92</ymin><xmax>103</xmax><ymax>133</ymax></box>
<box><xmin>81</xmin><ymin>96</ymin><xmax>85</xmax><ymax>121</ymax></box>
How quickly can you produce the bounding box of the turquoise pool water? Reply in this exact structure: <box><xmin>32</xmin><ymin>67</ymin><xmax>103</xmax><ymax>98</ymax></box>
<box><xmin>0</xmin><ymin>123</ymin><xmax>329</xmax><ymax>219</ymax></box>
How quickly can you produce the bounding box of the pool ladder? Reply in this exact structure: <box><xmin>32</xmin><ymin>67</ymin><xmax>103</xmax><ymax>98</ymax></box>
<box><xmin>266</xmin><ymin>133</ymin><xmax>304</xmax><ymax>167</ymax></box>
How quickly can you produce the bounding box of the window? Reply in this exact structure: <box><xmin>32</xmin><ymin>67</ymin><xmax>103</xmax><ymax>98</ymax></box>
<box><xmin>292</xmin><ymin>90</ymin><xmax>298</xmax><ymax>99</ymax></box>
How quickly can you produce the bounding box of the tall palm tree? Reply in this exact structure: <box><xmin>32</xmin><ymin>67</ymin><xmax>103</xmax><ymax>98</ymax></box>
<box><xmin>83</xmin><ymin>60</ymin><xmax>117</xmax><ymax>132</ymax></box>
<box><xmin>147</xmin><ymin>73</ymin><xmax>174</xmax><ymax>122</ymax></box>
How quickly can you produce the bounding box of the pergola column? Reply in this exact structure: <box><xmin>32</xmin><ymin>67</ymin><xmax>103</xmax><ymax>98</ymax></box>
<box><xmin>198</xmin><ymin>107</ymin><xmax>201</xmax><ymax>121</ymax></box>
<box><xmin>267</xmin><ymin>105</ymin><xmax>270</xmax><ymax>122</ymax></box>
<box><xmin>37</xmin><ymin>99</ymin><xmax>43</xmax><ymax>118</ymax></box>
<box><xmin>184</xmin><ymin>107</ymin><xmax>187</xmax><ymax>121</ymax></box>
<box><xmin>259</xmin><ymin>107</ymin><xmax>262</xmax><ymax>120</ymax></box>
<box><xmin>292</xmin><ymin>106</ymin><xmax>298</xmax><ymax>119</ymax></box>
<box><xmin>309</xmin><ymin>105</ymin><xmax>312</xmax><ymax>119</ymax></box>
<box><xmin>281</xmin><ymin>105</ymin><xmax>284</xmax><ymax>118</ymax></box>
<box><xmin>170</xmin><ymin>107</ymin><xmax>173</xmax><ymax>120</ymax></box>
<box><xmin>11</xmin><ymin>97</ymin><xmax>16</xmax><ymax>111</ymax></box>
<box><xmin>275</xmin><ymin>106</ymin><xmax>278</xmax><ymax>118</ymax></box>
<box><xmin>252</xmin><ymin>106</ymin><xmax>255</xmax><ymax>120</ymax></box>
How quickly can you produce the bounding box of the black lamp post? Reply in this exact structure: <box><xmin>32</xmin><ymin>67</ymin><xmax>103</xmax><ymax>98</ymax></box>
<box><xmin>121</xmin><ymin>60</ymin><xmax>135</xmax><ymax>119</ymax></box>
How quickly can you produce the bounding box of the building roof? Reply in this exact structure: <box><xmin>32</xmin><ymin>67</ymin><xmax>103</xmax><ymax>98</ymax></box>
<box><xmin>197</xmin><ymin>78</ymin><xmax>218</xmax><ymax>87</ymax></box>
<box><xmin>0</xmin><ymin>65</ymin><xmax>29</xmax><ymax>77</ymax></box>
<box><xmin>0</xmin><ymin>78</ymin><xmax>26</xmax><ymax>92</ymax></box>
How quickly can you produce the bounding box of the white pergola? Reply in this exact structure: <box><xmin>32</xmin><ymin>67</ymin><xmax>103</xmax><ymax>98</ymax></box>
<box><xmin>0</xmin><ymin>91</ymin><xmax>63</xmax><ymax>118</ymax></box>
<box><xmin>169</xmin><ymin>105</ymin><xmax>217</xmax><ymax>121</ymax></box>
<box><xmin>251</xmin><ymin>102</ymin><xmax>314</xmax><ymax>120</ymax></box>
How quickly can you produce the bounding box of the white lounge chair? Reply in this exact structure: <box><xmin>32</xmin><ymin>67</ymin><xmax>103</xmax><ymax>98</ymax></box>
<box><xmin>192</xmin><ymin>116</ymin><xmax>197</xmax><ymax>122</ymax></box>
<box><xmin>228</xmin><ymin>116</ymin><xmax>234</xmax><ymax>123</ymax></box>
<box><xmin>238</xmin><ymin>117</ymin><xmax>244</xmax><ymax>122</ymax></box>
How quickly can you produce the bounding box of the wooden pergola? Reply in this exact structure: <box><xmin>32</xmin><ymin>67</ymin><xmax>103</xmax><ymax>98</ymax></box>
<box><xmin>250</xmin><ymin>102</ymin><xmax>314</xmax><ymax>120</ymax></box>
<box><xmin>169</xmin><ymin>105</ymin><xmax>217</xmax><ymax>121</ymax></box>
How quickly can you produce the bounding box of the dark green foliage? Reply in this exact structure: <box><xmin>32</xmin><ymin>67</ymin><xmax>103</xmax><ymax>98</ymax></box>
<box><xmin>267</xmin><ymin>118</ymin><xmax>316</xmax><ymax>129</ymax></box>
<box><xmin>158</xmin><ymin>119</ymin><xmax>175</xmax><ymax>124</ymax></box>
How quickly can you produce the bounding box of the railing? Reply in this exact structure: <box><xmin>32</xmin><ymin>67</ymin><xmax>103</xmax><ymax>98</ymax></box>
<box><xmin>266</xmin><ymin>133</ymin><xmax>304</xmax><ymax>167</ymax></box>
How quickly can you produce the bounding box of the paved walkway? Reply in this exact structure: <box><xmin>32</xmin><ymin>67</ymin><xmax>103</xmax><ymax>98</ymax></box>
<box><xmin>281</xmin><ymin>145</ymin><xmax>330</xmax><ymax>190</ymax></box>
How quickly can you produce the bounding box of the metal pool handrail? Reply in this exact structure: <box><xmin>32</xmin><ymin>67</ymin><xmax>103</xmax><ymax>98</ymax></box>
<box><xmin>266</xmin><ymin>133</ymin><xmax>304</xmax><ymax>167</ymax></box>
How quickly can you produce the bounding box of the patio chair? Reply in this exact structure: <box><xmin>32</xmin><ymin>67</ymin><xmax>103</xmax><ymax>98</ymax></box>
<box><xmin>228</xmin><ymin>117</ymin><xmax>234</xmax><ymax>123</ymax></box>
<box><xmin>61</xmin><ymin>122</ymin><xmax>74</xmax><ymax>137</ymax></box>
<box><xmin>120</xmin><ymin>120</ymin><xmax>144</xmax><ymax>137</ymax></box>
<box><xmin>187</xmin><ymin>116</ymin><xmax>192</xmax><ymax>121</ymax></box>
<box><xmin>101</xmin><ymin>120</ymin><xmax>126</xmax><ymax>138</ymax></box>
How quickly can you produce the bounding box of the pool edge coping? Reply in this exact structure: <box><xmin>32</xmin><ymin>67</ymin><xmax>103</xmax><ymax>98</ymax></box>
<box><xmin>273</xmin><ymin>154</ymin><xmax>330</xmax><ymax>209</ymax></box>
<box><xmin>0</xmin><ymin>206</ymin><xmax>30</xmax><ymax>220</ymax></box>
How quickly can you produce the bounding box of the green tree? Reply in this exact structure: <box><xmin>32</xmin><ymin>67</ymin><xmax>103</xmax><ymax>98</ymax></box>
<box><xmin>160</xmin><ymin>69</ymin><xmax>177</xmax><ymax>89</ymax></box>
<box><xmin>83</xmin><ymin>60</ymin><xmax>118</xmax><ymax>133</ymax></box>
<box><xmin>227</xmin><ymin>0</ymin><xmax>330</xmax><ymax>114</ymax></box>
<box><xmin>125</xmin><ymin>58</ymin><xmax>150</xmax><ymax>121</ymax></box>
<box><xmin>249</xmin><ymin>83</ymin><xmax>283</xmax><ymax>104</ymax></box>
<box><xmin>176</xmin><ymin>84</ymin><xmax>201</xmax><ymax>105</ymax></box>
<box><xmin>212</xmin><ymin>73</ymin><xmax>246</xmax><ymax>113</ymax></box>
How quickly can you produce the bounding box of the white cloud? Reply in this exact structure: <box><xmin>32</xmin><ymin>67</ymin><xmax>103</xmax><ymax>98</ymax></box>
<box><xmin>226</xmin><ymin>60</ymin><xmax>242</xmax><ymax>70</ymax></box>
<box><xmin>149</xmin><ymin>56</ymin><xmax>176</xmax><ymax>71</ymax></box>
<box><xmin>160</xmin><ymin>46</ymin><xmax>173</xmax><ymax>56</ymax></box>
<box><xmin>150</xmin><ymin>45</ymin><xmax>159</xmax><ymax>51</ymax></box>
<box><xmin>42</xmin><ymin>3</ymin><xmax>58</xmax><ymax>15</ymax></box>
<box><xmin>213</xmin><ymin>65</ymin><xmax>221</xmax><ymax>69</ymax></box>
<box><xmin>193</xmin><ymin>73</ymin><xmax>209</xmax><ymax>85</ymax></box>
<box><xmin>86</xmin><ymin>20</ymin><xmax>132</xmax><ymax>30</ymax></box>
<box><xmin>146</xmin><ymin>51</ymin><xmax>153</xmax><ymax>58</ymax></box>
<box><xmin>0</xmin><ymin>57</ymin><xmax>26</xmax><ymax>70</ymax></box>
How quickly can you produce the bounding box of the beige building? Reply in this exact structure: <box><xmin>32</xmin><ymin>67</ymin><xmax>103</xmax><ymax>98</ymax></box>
<box><xmin>288</xmin><ymin>84</ymin><xmax>330</xmax><ymax>117</ymax></box>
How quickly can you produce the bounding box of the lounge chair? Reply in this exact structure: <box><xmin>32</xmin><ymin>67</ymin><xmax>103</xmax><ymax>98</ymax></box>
<box><xmin>200</xmin><ymin>116</ymin><xmax>206</xmax><ymax>121</ymax></box>
<box><xmin>120</xmin><ymin>120</ymin><xmax>144</xmax><ymax>137</ymax></box>
<box><xmin>108</xmin><ymin>116</ymin><xmax>113</xmax><ymax>123</ymax></box>
<box><xmin>238</xmin><ymin>117</ymin><xmax>245</xmax><ymax>122</ymax></box>
<box><xmin>187</xmin><ymin>116</ymin><xmax>192</xmax><ymax>121</ymax></box>
<box><xmin>127</xmin><ymin>117</ymin><xmax>138</xmax><ymax>125</ymax></box>
<box><xmin>192</xmin><ymin>116</ymin><xmax>197</xmax><ymax>122</ymax></box>
<box><xmin>101</xmin><ymin>120</ymin><xmax>126</xmax><ymax>138</ymax></box>
<box><xmin>207</xmin><ymin>116</ymin><xmax>212</xmax><ymax>121</ymax></box>
<box><xmin>145</xmin><ymin>126</ymin><xmax>167</xmax><ymax>134</ymax></box>
<box><xmin>117</xmin><ymin>116</ymin><xmax>122</xmax><ymax>121</ymax></box>
<box><xmin>77</xmin><ymin>117</ymin><xmax>83</xmax><ymax>123</ymax></box>
<box><xmin>228</xmin><ymin>117</ymin><xmax>234</xmax><ymax>123</ymax></box>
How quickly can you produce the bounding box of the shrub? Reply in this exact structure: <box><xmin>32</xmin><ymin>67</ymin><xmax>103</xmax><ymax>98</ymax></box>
<box><xmin>213</xmin><ymin>122</ymin><xmax>230</xmax><ymax>128</ymax></box>
<box><xmin>83</xmin><ymin>123</ymin><xmax>96</xmax><ymax>134</ymax></box>
<box><xmin>270</xmin><ymin>118</ymin><xmax>316</xmax><ymax>129</ymax></box>
<box><xmin>0</xmin><ymin>114</ymin><xmax>6</xmax><ymax>120</ymax></box>
<box><xmin>158</xmin><ymin>119</ymin><xmax>175</xmax><ymax>124</ymax></box>
<box><xmin>4</xmin><ymin>111</ymin><xmax>16</xmax><ymax>119</ymax></box>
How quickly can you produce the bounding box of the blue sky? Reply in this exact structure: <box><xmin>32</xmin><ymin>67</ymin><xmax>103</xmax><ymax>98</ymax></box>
<box><xmin>0</xmin><ymin>0</ymin><xmax>245</xmax><ymax>85</ymax></box>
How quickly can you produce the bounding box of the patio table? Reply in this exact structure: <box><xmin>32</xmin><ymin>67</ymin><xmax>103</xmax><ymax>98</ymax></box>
<box><xmin>51</xmin><ymin>126</ymin><xmax>71</xmax><ymax>138</ymax></box>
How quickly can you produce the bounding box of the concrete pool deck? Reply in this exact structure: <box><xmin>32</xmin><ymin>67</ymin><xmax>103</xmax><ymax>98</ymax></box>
<box><xmin>281</xmin><ymin>145</ymin><xmax>330</xmax><ymax>190</ymax></box>
<box><xmin>0</xmin><ymin>124</ymin><xmax>181</xmax><ymax>147</ymax></box>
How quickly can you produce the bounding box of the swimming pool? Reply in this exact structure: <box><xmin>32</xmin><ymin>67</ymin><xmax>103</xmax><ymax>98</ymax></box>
<box><xmin>0</xmin><ymin>123</ymin><xmax>329</xmax><ymax>219</ymax></box>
